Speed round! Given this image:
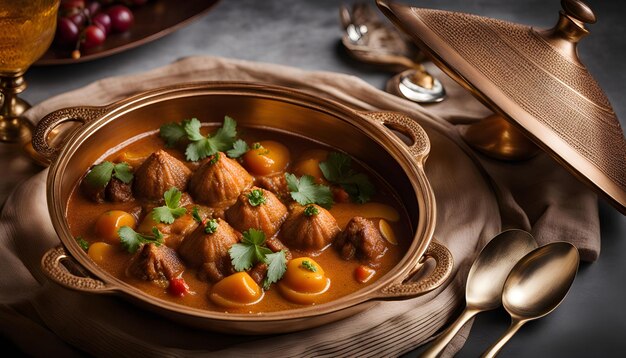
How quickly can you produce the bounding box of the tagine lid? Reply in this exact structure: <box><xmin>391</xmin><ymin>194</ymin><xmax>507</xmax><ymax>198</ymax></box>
<box><xmin>377</xmin><ymin>0</ymin><xmax>626</xmax><ymax>213</ymax></box>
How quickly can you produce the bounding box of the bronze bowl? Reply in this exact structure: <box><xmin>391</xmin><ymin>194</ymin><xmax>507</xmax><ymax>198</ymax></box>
<box><xmin>33</xmin><ymin>82</ymin><xmax>453</xmax><ymax>334</ymax></box>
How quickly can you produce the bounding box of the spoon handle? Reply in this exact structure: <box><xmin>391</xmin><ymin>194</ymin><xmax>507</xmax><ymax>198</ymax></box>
<box><xmin>420</xmin><ymin>307</ymin><xmax>481</xmax><ymax>358</ymax></box>
<box><xmin>481</xmin><ymin>319</ymin><xmax>526</xmax><ymax>358</ymax></box>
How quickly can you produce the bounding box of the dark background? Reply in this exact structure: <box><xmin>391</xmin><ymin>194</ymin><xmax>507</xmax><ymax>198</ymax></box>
<box><xmin>17</xmin><ymin>0</ymin><xmax>626</xmax><ymax>356</ymax></box>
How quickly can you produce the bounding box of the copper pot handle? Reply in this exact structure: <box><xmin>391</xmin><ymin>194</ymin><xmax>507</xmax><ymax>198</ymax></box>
<box><xmin>41</xmin><ymin>246</ymin><xmax>115</xmax><ymax>293</ymax></box>
<box><xmin>32</xmin><ymin>106</ymin><xmax>106</xmax><ymax>163</ymax></box>
<box><xmin>376</xmin><ymin>240</ymin><xmax>453</xmax><ymax>299</ymax></box>
<box><xmin>359</xmin><ymin>111</ymin><xmax>430</xmax><ymax>161</ymax></box>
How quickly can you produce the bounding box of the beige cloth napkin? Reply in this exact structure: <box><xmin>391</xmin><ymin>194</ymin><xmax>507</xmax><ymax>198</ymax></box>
<box><xmin>0</xmin><ymin>56</ymin><xmax>599</xmax><ymax>357</ymax></box>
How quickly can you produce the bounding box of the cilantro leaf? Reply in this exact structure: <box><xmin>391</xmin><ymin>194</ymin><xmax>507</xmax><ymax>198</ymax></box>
<box><xmin>118</xmin><ymin>226</ymin><xmax>164</xmax><ymax>254</ymax></box>
<box><xmin>151</xmin><ymin>187</ymin><xmax>187</xmax><ymax>224</ymax></box>
<box><xmin>263</xmin><ymin>250</ymin><xmax>287</xmax><ymax>289</ymax></box>
<box><xmin>247</xmin><ymin>189</ymin><xmax>266</xmax><ymax>207</ymax></box>
<box><xmin>242</xmin><ymin>228</ymin><xmax>267</xmax><ymax>246</ymax></box>
<box><xmin>211</xmin><ymin>116</ymin><xmax>237</xmax><ymax>152</ymax></box>
<box><xmin>84</xmin><ymin>161</ymin><xmax>114</xmax><ymax>188</ymax></box>
<box><xmin>229</xmin><ymin>242</ymin><xmax>257</xmax><ymax>272</ymax></box>
<box><xmin>319</xmin><ymin>152</ymin><xmax>376</xmax><ymax>203</ymax></box>
<box><xmin>75</xmin><ymin>236</ymin><xmax>89</xmax><ymax>252</ymax></box>
<box><xmin>160</xmin><ymin>116</ymin><xmax>241</xmax><ymax>162</ymax></box>
<box><xmin>159</xmin><ymin>122</ymin><xmax>186</xmax><ymax>147</ymax></box>
<box><xmin>185</xmin><ymin>138</ymin><xmax>212</xmax><ymax>162</ymax></box>
<box><xmin>183</xmin><ymin>118</ymin><xmax>205</xmax><ymax>142</ymax></box>
<box><xmin>113</xmin><ymin>162</ymin><xmax>133</xmax><ymax>184</ymax></box>
<box><xmin>192</xmin><ymin>206</ymin><xmax>202</xmax><ymax>223</ymax></box>
<box><xmin>227</xmin><ymin>139</ymin><xmax>249</xmax><ymax>158</ymax></box>
<box><xmin>285</xmin><ymin>173</ymin><xmax>334</xmax><ymax>208</ymax></box>
<box><xmin>339</xmin><ymin>173</ymin><xmax>375</xmax><ymax>204</ymax></box>
<box><xmin>228</xmin><ymin>229</ymin><xmax>272</xmax><ymax>274</ymax></box>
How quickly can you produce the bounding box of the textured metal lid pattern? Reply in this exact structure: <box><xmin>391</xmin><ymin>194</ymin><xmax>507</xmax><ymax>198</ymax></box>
<box><xmin>377</xmin><ymin>0</ymin><xmax>626</xmax><ymax>212</ymax></box>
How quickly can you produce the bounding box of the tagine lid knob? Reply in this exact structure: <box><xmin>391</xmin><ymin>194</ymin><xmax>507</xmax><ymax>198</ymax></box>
<box><xmin>376</xmin><ymin>0</ymin><xmax>626</xmax><ymax>214</ymax></box>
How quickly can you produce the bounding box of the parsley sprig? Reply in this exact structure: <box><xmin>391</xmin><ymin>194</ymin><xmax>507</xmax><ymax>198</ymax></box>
<box><xmin>228</xmin><ymin>229</ymin><xmax>287</xmax><ymax>289</ymax></box>
<box><xmin>151</xmin><ymin>187</ymin><xmax>187</xmax><ymax>224</ymax></box>
<box><xmin>84</xmin><ymin>161</ymin><xmax>133</xmax><ymax>189</ymax></box>
<box><xmin>319</xmin><ymin>152</ymin><xmax>375</xmax><ymax>203</ymax></box>
<box><xmin>118</xmin><ymin>226</ymin><xmax>164</xmax><ymax>254</ymax></box>
<box><xmin>285</xmin><ymin>173</ymin><xmax>334</xmax><ymax>209</ymax></box>
<box><xmin>159</xmin><ymin>116</ymin><xmax>239</xmax><ymax>162</ymax></box>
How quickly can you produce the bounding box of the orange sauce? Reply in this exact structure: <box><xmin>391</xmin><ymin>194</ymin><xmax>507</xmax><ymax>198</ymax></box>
<box><xmin>66</xmin><ymin>127</ymin><xmax>412</xmax><ymax>313</ymax></box>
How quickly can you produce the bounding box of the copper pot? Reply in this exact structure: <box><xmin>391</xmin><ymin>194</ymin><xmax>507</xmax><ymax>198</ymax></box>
<box><xmin>33</xmin><ymin>82</ymin><xmax>453</xmax><ymax>334</ymax></box>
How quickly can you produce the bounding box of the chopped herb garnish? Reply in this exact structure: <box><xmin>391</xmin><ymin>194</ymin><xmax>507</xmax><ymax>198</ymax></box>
<box><xmin>252</xmin><ymin>142</ymin><xmax>261</xmax><ymax>150</ymax></box>
<box><xmin>208</xmin><ymin>152</ymin><xmax>220</xmax><ymax>166</ymax></box>
<box><xmin>151</xmin><ymin>187</ymin><xmax>187</xmax><ymax>224</ymax></box>
<box><xmin>85</xmin><ymin>161</ymin><xmax>114</xmax><ymax>188</ymax></box>
<box><xmin>192</xmin><ymin>206</ymin><xmax>202</xmax><ymax>223</ymax></box>
<box><xmin>118</xmin><ymin>226</ymin><xmax>163</xmax><ymax>254</ymax></box>
<box><xmin>227</xmin><ymin>139</ymin><xmax>249</xmax><ymax>158</ymax></box>
<box><xmin>75</xmin><ymin>236</ymin><xmax>89</xmax><ymax>252</ymax></box>
<box><xmin>263</xmin><ymin>251</ymin><xmax>287</xmax><ymax>290</ymax></box>
<box><xmin>112</xmin><ymin>162</ymin><xmax>133</xmax><ymax>184</ymax></box>
<box><xmin>300</xmin><ymin>260</ymin><xmax>317</xmax><ymax>272</ymax></box>
<box><xmin>247</xmin><ymin>189</ymin><xmax>266</xmax><ymax>207</ymax></box>
<box><xmin>319</xmin><ymin>152</ymin><xmax>375</xmax><ymax>203</ymax></box>
<box><xmin>159</xmin><ymin>122</ymin><xmax>187</xmax><ymax>147</ymax></box>
<box><xmin>285</xmin><ymin>173</ymin><xmax>334</xmax><ymax>209</ymax></box>
<box><xmin>303</xmin><ymin>205</ymin><xmax>319</xmax><ymax>217</ymax></box>
<box><xmin>159</xmin><ymin>116</ymin><xmax>239</xmax><ymax>162</ymax></box>
<box><xmin>204</xmin><ymin>219</ymin><xmax>218</xmax><ymax>234</ymax></box>
<box><xmin>84</xmin><ymin>161</ymin><xmax>133</xmax><ymax>189</ymax></box>
<box><xmin>228</xmin><ymin>229</ymin><xmax>272</xmax><ymax>272</ymax></box>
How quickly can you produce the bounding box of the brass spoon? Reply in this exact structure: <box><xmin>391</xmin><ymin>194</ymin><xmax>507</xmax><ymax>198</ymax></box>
<box><xmin>420</xmin><ymin>229</ymin><xmax>537</xmax><ymax>358</ymax></box>
<box><xmin>481</xmin><ymin>242</ymin><xmax>579</xmax><ymax>358</ymax></box>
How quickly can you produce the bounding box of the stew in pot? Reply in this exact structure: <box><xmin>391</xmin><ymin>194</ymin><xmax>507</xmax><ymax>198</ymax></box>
<box><xmin>66</xmin><ymin>116</ymin><xmax>412</xmax><ymax>313</ymax></box>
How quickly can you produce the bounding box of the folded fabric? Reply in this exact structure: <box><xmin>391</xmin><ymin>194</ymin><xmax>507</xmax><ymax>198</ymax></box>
<box><xmin>0</xmin><ymin>56</ymin><xmax>598</xmax><ymax>357</ymax></box>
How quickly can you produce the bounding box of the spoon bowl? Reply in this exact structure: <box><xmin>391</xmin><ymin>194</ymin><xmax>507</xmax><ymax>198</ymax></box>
<box><xmin>482</xmin><ymin>242</ymin><xmax>579</xmax><ymax>358</ymax></box>
<box><xmin>420</xmin><ymin>229</ymin><xmax>537</xmax><ymax>357</ymax></box>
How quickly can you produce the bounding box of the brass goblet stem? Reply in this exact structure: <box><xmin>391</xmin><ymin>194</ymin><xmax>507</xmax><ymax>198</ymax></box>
<box><xmin>0</xmin><ymin>73</ymin><xmax>33</xmax><ymax>143</ymax></box>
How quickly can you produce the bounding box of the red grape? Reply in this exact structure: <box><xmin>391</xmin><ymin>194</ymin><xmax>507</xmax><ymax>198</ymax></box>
<box><xmin>60</xmin><ymin>0</ymin><xmax>85</xmax><ymax>11</ymax></box>
<box><xmin>92</xmin><ymin>13</ymin><xmax>112</xmax><ymax>35</ymax></box>
<box><xmin>107</xmin><ymin>5</ymin><xmax>134</xmax><ymax>33</ymax></box>
<box><xmin>85</xmin><ymin>1</ymin><xmax>101</xmax><ymax>17</ymax></box>
<box><xmin>82</xmin><ymin>25</ymin><xmax>106</xmax><ymax>49</ymax></box>
<box><xmin>67</xmin><ymin>11</ymin><xmax>86</xmax><ymax>27</ymax></box>
<box><xmin>55</xmin><ymin>17</ymin><xmax>80</xmax><ymax>46</ymax></box>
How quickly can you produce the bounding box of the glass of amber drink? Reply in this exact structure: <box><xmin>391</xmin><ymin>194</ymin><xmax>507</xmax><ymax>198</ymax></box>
<box><xmin>0</xmin><ymin>0</ymin><xmax>59</xmax><ymax>142</ymax></box>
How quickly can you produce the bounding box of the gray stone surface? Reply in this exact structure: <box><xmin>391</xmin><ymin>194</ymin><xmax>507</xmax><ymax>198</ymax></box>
<box><xmin>20</xmin><ymin>0</ymin><xmax>626</xmax><ymax>356</ymax></box>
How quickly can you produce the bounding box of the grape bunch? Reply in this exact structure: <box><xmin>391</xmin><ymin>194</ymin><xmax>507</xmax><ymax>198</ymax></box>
<box><xmin>54</xmin><ymin>0</ymin><xmax>151</xmax><ymax>59</ymax></box>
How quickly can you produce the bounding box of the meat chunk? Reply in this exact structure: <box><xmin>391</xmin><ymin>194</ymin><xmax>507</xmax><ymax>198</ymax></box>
<box><xmin>127</xmin><ymin>243</ymin><xmax>184</xmax><ymax>282</ymax></box>
<box><xmin>256</xmin><ymin>174</ymin><xmax>291</xmax><ymax>202</ymax></box>
<box><xmin>335</xmin><ymin>217</ymin><xmax>388</xmax><ymax>266</ymax></box>
<box><xmin>105</xmin><ymin>177</ymin><xmax>133</xmax><ymax>202</ymax></box>
<box><xmin>248</xmin><ymin>262</ymin><xmax>268</xmax><ymax>286</ymax></box>
<box><xmin>280</xmin><ymin>204</ymin><xmax>340</xmax><ymax>253</ymax></box>
<box><xmin>225</xmin><ymin>187</ymin><xmax>288</xmax><ymax>238</ymax></box>
<box><xmin>266</xmin><ymin>236</ymin><xmax>292</xmax><ymax>261</ymax></box>
<box><xmin>178</xmin><ymin>218</ymin><xmax>240</xmax><ymax>282</ymax></box>
<box><xmin>133</xmin><ymin>150</ymin><xmax>191</xmax><ymax>201</ymax></box>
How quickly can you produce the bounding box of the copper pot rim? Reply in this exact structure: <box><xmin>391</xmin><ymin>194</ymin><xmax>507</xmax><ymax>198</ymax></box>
<box><xmin>40</xmin><ymin>81</ymin><xmax>449</xmax><ymax>322</ymax></box>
